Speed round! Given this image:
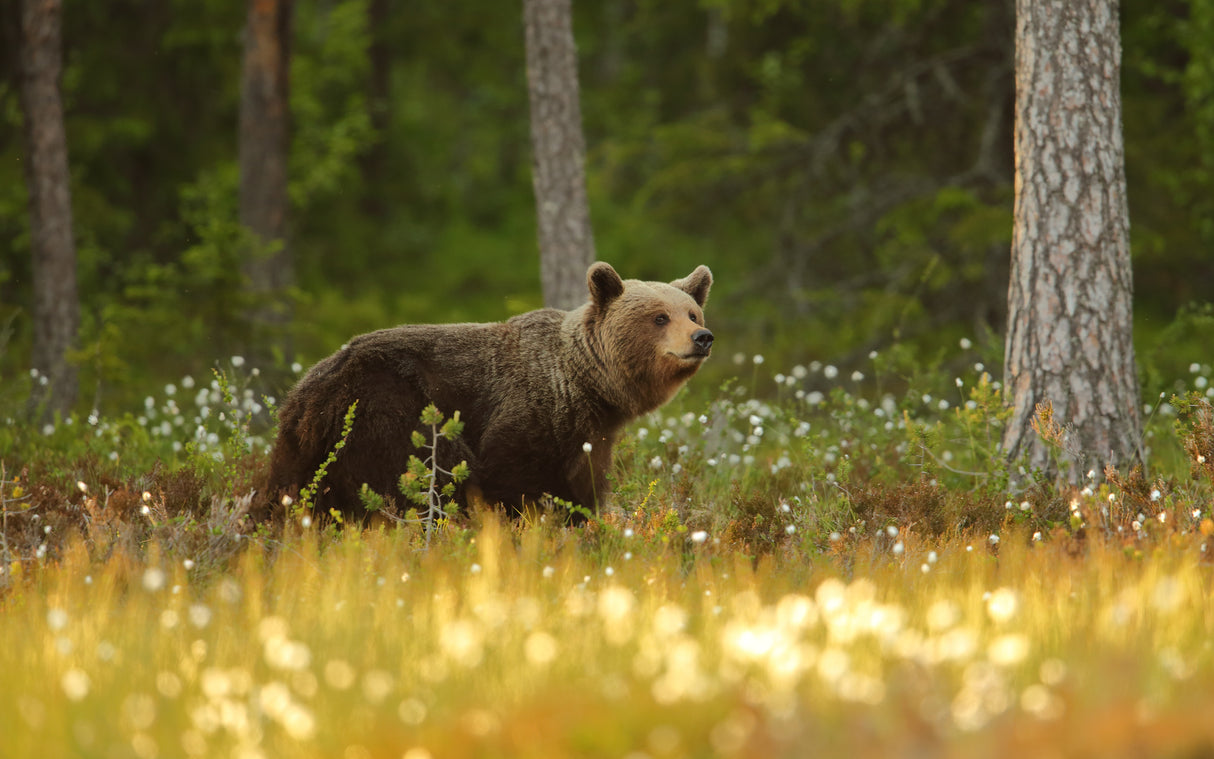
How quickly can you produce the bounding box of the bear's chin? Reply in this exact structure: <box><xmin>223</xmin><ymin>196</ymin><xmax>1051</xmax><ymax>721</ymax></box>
<box><xmin>665</xmin><ymin>353</ymin><xmax>708</xmax><ymax>380</ymax></box>
<box><xmin>668</xmin><ymin>351</ymin><xmax>710</xmax><ymax>364</ymax></box>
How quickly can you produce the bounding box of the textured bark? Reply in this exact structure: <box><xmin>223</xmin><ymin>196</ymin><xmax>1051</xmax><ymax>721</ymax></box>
<box><xmin>1003</xmin><ymin>0</ymin><xmax>1142</xmax><ymax>483</ymax></box>
<box><xmin>20</xmin><ymin>0</ymin><xmax>79</xmax><ymax>417</ymax></box>
<box><xmin>239</xmin><ymin>0</ymin><xmax>293</xmax><ymax>335</ymax></box>
<box><xmin>523</xmin><ymin>0</ymin><xmax>596</xmax><ymax>310</ymax></box>
<box><xmin>359</xmin><ymin>0</ymin><xmax>391</xmax><ymax>220</ymax></box>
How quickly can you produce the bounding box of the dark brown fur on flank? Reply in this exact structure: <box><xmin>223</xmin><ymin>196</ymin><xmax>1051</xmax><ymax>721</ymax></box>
<box><xmin>264</xmin><ymin>262</ymin><xmax>713</xmax><ymax>520</ymax></box>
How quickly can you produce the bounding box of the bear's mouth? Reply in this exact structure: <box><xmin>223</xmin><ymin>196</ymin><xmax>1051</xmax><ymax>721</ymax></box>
<box><xmin>671</xmin><ymin>348</ymin><xmax>711</xmax><ymax>362</ymax></box>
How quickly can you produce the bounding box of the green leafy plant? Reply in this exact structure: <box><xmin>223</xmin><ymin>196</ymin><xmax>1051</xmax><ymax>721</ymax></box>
<box><xmin>398</xmin><ymin>404</ymin><xmax>470</xmax><ymax>546</ymax></box>
<box><xmin>296</xmin><ymin>400</ymin><xmax>359</xmax><ymax>519</ymax></box>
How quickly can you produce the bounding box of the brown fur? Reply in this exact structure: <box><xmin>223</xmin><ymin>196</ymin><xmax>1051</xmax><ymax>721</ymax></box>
<box><xmin>264</xmin><ymin>263</ymin><xmax>713</xmax><ymax>520</ymax></box>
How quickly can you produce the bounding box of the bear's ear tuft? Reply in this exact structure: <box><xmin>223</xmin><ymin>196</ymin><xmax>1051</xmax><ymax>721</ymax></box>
<box><xmin>588</xmin><ymin>262</ymin><xmax>625</xmax><ymax>308</ymax></box>
<box><xmin>672</xmin><ymin>265</ymin><xmax>712</xmax><ymax>307</ymax></box>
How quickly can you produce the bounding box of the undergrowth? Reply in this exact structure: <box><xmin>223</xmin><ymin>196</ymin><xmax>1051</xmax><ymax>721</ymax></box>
<box><xmin>4</xmin><ymin>349</ymin><xmax>1214</xmax><ymax>756</ymax></box>
<box><xmin>1</xmin><ymin>348</ymin><xmax>1211</xmax><ymax>578</ymax></box>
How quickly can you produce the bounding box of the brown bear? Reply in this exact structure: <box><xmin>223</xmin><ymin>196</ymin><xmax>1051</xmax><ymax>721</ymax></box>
<box><xmin>265</xmin><ymin>262</ymin><xmax>713</xmax><ymax>520</ymax></box>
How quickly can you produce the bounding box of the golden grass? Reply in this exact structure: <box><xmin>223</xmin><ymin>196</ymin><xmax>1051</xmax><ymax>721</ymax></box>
<box><xmin>5</xmin><ymin>514</ymin><xmax>1214</xmax><ymax>758</ymax></box>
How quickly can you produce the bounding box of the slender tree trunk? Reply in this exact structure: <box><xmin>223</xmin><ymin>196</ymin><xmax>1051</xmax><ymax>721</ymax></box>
<box><xmin>523</xmin><ymin>0</ymin><xmax>596</xmax><ymax>310</ymax></box>
<box><xmin>1003</xmin><ymin>0</ymin><xmax>1142</xmax><ymax>483</ymax></box>
<box><xmin>20</xmin><ymin>0</ymin><xmax>78</xmax><ymax>417</ymax></box>
<box><xmin>359</xmin><ymin>0</ymin><xmax>391</xmax><ymax>221</ymax></box>
<box><xmin>239</xmin><ymin>0</ymin><xmax>293</xmax><ymax>350</ymax></box>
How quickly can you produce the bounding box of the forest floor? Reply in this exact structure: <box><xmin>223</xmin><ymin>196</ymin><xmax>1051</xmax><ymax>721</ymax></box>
<box><xmin>3</xmin><ymin>351</ymin><xmax>1214</xmax><ymax>757</ymax></box>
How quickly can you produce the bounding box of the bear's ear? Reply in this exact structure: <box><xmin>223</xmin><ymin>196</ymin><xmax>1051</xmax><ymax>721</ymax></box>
<box><xmin>672</xmin><ymin>265</ymin><xmax>713</xmax><ymax>307</ymax></box>
<box><xmin>588</xmin><ymin>262</ymin><xmax>625</xmax><ymax>308</ymax></box>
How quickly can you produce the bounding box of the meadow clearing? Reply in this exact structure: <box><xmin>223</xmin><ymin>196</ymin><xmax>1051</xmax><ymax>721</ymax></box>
<box><xmin>4</xmin><ymin>349</ymin><xmax>1214</xmax><ymax>758</ymax></box>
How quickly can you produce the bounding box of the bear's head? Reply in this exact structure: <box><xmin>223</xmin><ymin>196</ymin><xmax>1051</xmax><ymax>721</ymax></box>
<box><xmin>584</xmin><ymin>262</ymin><xmax>714</xmax><ymax>414</ymax></box>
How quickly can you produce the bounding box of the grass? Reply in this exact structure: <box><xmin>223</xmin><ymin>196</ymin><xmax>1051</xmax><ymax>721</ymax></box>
<box><xmin>4</xmin><ymin>347</ymin><xmax>1214</xmax><ymax>757</ymax></box>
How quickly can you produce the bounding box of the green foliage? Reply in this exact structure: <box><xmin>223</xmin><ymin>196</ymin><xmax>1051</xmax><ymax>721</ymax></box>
<box><xmin>0</xmin><ymin>0</ymin><xmax>1211</xmax><ymax>426</ymax></box>
<box><xmin>289</xmin><ymin>0</ymin><xmax>376</xmax><ymax>209</ymax></box>
<box><xmin>297</xmin><ymin>400</ymin><xmax>358</xmax><ymax>515</ymax></box>
<box><xmin>397</xmin><ymin>404</ymin><xmax>470</xmax><ymax>546</ymax></box>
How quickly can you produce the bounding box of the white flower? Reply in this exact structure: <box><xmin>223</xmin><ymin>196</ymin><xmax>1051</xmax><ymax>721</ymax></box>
<box><xmin>989</xmin><ymin>534</ymin><xmax>1000</xmax><ymax>545</ymax></box>
<box><xmin>649</xmin><ymin>456</ymin><xmax>664</xmax><ymax>470</ymax></box>
<box><xmin>823</xmin><ymin>365</ymin><xmax>839</xmax><ymax>379</ymax></box>
<box><xmin>986</xmin><ymin>588</ymin><xmax>1018</xmax><ymax>623</ymax></box>
<box><xmin>582</xmin><ymin>442</ymin><xmax>593</xmax><ymax>454</ymax></box>
<box><xmin>690</xmin><ymin>531</ymin><xmax>708</xmax><ymax>544</ymax></box>
<box><xmin>47</xmin><ymin>608</ymin><xmax>69</xmax><ymax>631</ymax></box>
<box><xmin>959</xmin><ymin>338</ymin><xmax>973</xmax><ymax>350</ymax></box>
<box><xmin>752</xmin><ymin>354</ymin><xmax>765</xmax><ymax>365</ymax></box>
<box><xmin>142</xmin><ymin>568</ymin><xmax>167</xmax><ymax>592</ymax></box>
<box><xmin>785</xmin><ymin>525</ymin><xmax>796</xmax><ymax>535</ymax></box>
<box><xmin>851</xmin><ymin>370</ymin><xmax>864</xmax><ymax>382</ymax></box>
<box><xmin>231</xmin><ymin>355</ymin><xmax>245</xmax><ymax>367</ymax></box>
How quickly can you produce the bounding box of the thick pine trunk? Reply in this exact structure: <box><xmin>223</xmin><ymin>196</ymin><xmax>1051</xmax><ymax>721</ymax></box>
<box><xmin>1003</xmin><ymin>0</ymin><xmax>1142</xmax><ymax>483</ymax></box>
<box><xmin>359</xmin><ymin>0</ymin><xmax>391</xmax><ymax>220</ymax></box>
<box><xmin>523</xmin><ymin>0</ymin><xmax>596</xmax><ymax>310</ymax></box>
<box><xmin>20</xmin><ymin>0</ymin><xmax>79</xmax><ymax>417</ymax></box>
<box><xmin>239</xmin><ymin>0</ymin><xmax>293</xmax><ymax>347</ymax></box>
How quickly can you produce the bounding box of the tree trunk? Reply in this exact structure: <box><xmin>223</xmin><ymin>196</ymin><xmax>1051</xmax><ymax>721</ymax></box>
<box><xmin>239</xmin><ymin>0</ymin><xmax>293</xmax><ymax>350</ymax></box>
<box><xmin>359</xmin><ymin>0</ymin><xmax>391</xmax><ymax>221</ymax></box>
<box><xmin>20</xmin><ymin>0</ymin><xmax>79</xmax><ymax>418</ymax></box>
<box><xmin>1003</xmin><ymin>0</ymin><xmax>1142</xmax><ymax>483</ymax></box>
<box><xmin>523</xmin><ymin>0</ymin><xmax>596</xmax><ymax>310</ymax></box>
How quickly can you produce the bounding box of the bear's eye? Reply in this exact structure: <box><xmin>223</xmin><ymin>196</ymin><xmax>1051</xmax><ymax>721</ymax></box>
<box><xmin>654</xmin><ymin>314</ymin><xmax>670</xmax><ymax>326</ymax></box>
<box><xmin>689</xmin><ymin>312</ymin><xmax>699</xmax><ymax>323</ymax></box>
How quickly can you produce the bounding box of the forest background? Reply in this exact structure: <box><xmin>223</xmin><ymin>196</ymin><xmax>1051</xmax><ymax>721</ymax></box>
<box><xmin>1</xmin><ymin>0</ymin><xmax>1212</xmax><ymax>415</ymax></box>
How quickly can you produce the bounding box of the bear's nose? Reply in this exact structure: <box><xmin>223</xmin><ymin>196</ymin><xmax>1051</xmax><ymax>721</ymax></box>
<box><xmin>692</xmin><ymin>329</ymin><xmax>714</xmax><ymax>352</ymax></box>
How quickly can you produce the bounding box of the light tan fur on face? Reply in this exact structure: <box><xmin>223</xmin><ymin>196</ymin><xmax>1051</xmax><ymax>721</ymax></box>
<box><xmin>607</xmin><ymin>282</ymin><xmax>710</xmax><ymax>407</ymax></box>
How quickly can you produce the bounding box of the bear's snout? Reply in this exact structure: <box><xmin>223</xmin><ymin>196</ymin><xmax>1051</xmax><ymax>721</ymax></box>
<box><xmin>692</xmin><ymin>328</ymin><xmax>714</xmax><ymax>354</ymax></box>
